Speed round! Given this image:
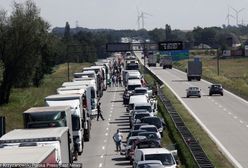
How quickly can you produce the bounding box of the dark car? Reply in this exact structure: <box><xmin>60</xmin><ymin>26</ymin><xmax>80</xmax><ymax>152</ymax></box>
<box><xmin>131</xmin><ymin>123</ymin><xmax>148</xmax><ymax>131</ymax></box>
<box><xmin>138</xmin><ymin>132</ymin><xmax>161</xmax><ymax>144</ymax></box>
<box><xmin>209</xmin><ymin>84</ymin><xmax>223</xmax><ymax>96</ymax></box>
<box><xmin>140</xmin><ymin>116</ymin><xmax>165</xmax><ymax>136</ymax></box>
<box><xmin>126</xmin><ymin>130</ymin><xmax>146</xmax><ymax>141</ymax></box>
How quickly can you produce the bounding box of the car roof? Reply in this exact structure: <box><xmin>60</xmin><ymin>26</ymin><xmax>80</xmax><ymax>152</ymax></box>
<box><xmin>134</xmin><ymin>103</ymin><xmax>151</xmax><ymax>106</ymax></box>
<box><xmin>139</xmin><ymin>125</ymin><xmax>157</xmax><ymax>129</ymax></box>
<box><xmin>128</xmin><ymin>136</ymin><xmax>146</xmax><ymax>140</ymax></box>
<box><xmin>137</xmin><ymin>148</ymin><xmax>171</xmax><ymax>154</ymax></box>
<box><xmin>127</xmin><ymin>79</ymin><xmax>142</xmax><ymax>85</ymax></box>
<box><xmin>24</xmin><ymin>106</ymin><xmax>70</xmax><ymax>113</ymax></box>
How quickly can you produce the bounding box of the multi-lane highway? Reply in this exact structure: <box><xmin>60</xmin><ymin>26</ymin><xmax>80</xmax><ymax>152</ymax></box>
<box><xmin>76</xmin><ymin>86</ymin><xmax>132</xmax><ymax>168</ymax></box>
<box><xmin>136</xmin><ymin>51</ymin><xmax>248</xmax><ymax>168</ymax></box>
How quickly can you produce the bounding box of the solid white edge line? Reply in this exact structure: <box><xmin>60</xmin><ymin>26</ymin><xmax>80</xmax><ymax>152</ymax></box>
<box><xmin>146</xmin><ymin>65</ymin><xmax>243</xmax><ymax>168</ymax></box>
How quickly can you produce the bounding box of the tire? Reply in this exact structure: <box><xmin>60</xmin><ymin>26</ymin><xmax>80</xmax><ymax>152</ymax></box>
<box><xmin>163</xmin><ymin>66</ymin><xmax>166</xmax><ymax>69</ymax></box>
<box><xmin>187</xmin><ymin>95</ymin><xmax>189</xmax><ymax>98</ymax></box>
<box><xmin>169</xmin><ymin>65</ymin><xmax>172</xmax><ymax>69</ymax></box>
<box><xmin>199</xmin><ymin>95</ymin><xmax>201</xmax><ymax>98</ymax></box>
<box><xmin>221</xmin><ymin>93</ymin><xmax>224</xmax><ymax>96</ymax></box>
<box><xmin>209</xmin><ymin>93</ymin><xmax>212</xmax><ymax>96</ymax></box>
<box><xmin>188</xmin><ymin>77</ymin><xmax>191</xmax><ymax>81</ymax></box>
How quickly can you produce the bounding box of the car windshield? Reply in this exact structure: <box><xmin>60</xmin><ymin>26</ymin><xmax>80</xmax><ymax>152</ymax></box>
<box><xmin>140</xmin><ymin>127</ymin><xmax>157</xmax><ymax>132</ymax></box>
<box><xmin>138</xmin><ymin>132</ymin><xmax>159</xmax><ymax>139</ymax></box>
<box><xmin>135</xmin><ymin>106</ymin><xmax>152</xmax><ymax>112</ymax></box>
<box><xmin>189</xmin><ymin>87</ymin><xmax>199</xmax><ymax>91</ymax></box>
<box><xmin>128</xmin><ymin>85</ymin><xmax>141</xmax><ymax>91</ymax></box>
<box><xmin>145</xmin><ymin>154</ymin><xmax>175</xmax><ymax>166</ymax></box>
<box><xmin>135</xmin><ymin>113</ymin><xmax>150</xmax><ymax>120</ymax></box>
<box><xmin>137</xmin><ymin>163</ymin><xmax>162</xmax><ymax>168</ymax></box>
<box><xmin>136</xmin><ymin>140</ymin><xmax>160</xmax><ymax>149</ymax></box>
<box><xmin>141</xmin><ymin>118</ymin><xmax>162</xmax><ymax>128</ymax></box>
<box><xmin>131</xmin><ymin>130</ymin><xmax>145</xmax><ymax>136</ymax></box>
<box><xmin>135</xmin><ymin>89</ymin><xmax>147</xmax><ymax>94</ymax></box>
<box><xmin>212</xmin><ymin>85</ymin><xmax>221</xmax><ymax>88</ymax></box>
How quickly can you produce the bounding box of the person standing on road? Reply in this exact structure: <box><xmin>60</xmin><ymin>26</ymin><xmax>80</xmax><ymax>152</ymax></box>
<box><xmin>97</xmin><ymin>102</ymin><xmax>104</xmax><ymax>121</ymax></box>
<box><xmin>113</xmin><ymin>129</ymin><xmax>123</xmax><ymax>152</ymax></box>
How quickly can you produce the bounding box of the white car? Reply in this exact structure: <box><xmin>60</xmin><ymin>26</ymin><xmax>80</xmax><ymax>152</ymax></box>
<box><xmin>133</xmin><ymin>148</ymin><xmax>177</xmax><ymax>168</ymax></box>
<box><xmin>139</xmin><ymin>125</ymin><xmax>161</xmax><ymax>139</ymax></box>
<box><xmin>137</xmin><ymin>160</ymin><xmax>163</xmax><ymax>168</ymax></box>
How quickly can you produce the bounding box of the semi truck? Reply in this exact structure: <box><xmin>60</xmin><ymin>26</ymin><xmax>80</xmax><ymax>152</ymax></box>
<box><xmin>61</xmin><ymin>81</ymin><xmax>98</xmax><ymax>115</ymax></box>
<box><xmin>147</xmin><ymin>51</ymin><xmax>157</xmax><ymax>67</ymax></box>
<box><xmin>45</xmin><ymin>93</ymin><xmax>88</xmax><ymax>159</ymax></box>
<box><xmin>46</xmin><ymin>91</ymin><xmax>92</xmax><ymax>142</ymax></box>
<box><xmin>187</xmin><ymin>57</ymin><xmax>202</xmax><ymax>81</ymax></box>
<box><xmin>0</xmin><ymin>127</ymin><xmax>72</xmax><ymax>164</ymax></box>
<box><xmin>83</xmin><ymin>66</ymin><xmax>104</xmax><ymax>97</ymax></box>
<box><xmin>0</xmin><ymin>146</ymin><xmax>57</xmax><ymax>164</ymax></box>
<box><xmin>160</xmin><ymin>55</ymin><xmax>172</xmax><ymax>69</ymax></box>
<box><xmin>23</xmin><ymin>106</ymin><xmax>74</xmax><ymax>162</ymax></box>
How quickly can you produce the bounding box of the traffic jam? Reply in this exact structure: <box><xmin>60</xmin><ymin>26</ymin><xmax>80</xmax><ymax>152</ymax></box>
<box><xmin>0</xmin><ymin>50</ymin><xmax>179</xmax><ymax>168</ymax></box>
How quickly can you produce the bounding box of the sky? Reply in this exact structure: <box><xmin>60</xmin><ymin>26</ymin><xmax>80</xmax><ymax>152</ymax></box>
<box><xmin>0</xmin><ymin>0</ymin><xmax>248</xmax><ymax>30</ymax></box>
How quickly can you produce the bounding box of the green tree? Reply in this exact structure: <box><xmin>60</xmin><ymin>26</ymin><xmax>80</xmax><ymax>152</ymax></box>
<box><xmin>0</xmin><ymin>0</ymin><xmax>50</xmax><ymax>104</ymax></box>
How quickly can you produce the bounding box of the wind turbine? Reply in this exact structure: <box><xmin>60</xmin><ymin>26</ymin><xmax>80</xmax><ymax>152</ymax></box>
<box><xmin>136</xmin><ymin>7</ymin><xmax>141</xmax><ymax>30</ymax></box>
<box><xmin>140</xmin><ymin>11</ymin><xmax>152</xmax><ymax>29</ymax></box>
<box><xmin>226</xmin><ymin>7</ymin><xmax>235</xmax><ymax>26</ymax></box>
<box><xmin>230</xmin><ymin>7</ymin><xmax>245</xmax><ymax>25</ymax></box>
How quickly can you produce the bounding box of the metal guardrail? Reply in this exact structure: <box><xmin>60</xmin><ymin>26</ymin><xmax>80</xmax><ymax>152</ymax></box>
<box><xmin>158</xmin><ymin>89</ymin><xmax>214</xmax><ymax>168</ymax></box>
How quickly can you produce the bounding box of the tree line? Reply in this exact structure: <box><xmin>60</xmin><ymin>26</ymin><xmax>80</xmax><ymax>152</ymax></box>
<box><xmin>1</xmin><ymin>0</ymin><xmax>248</xmax><ymax>105</ymax></box>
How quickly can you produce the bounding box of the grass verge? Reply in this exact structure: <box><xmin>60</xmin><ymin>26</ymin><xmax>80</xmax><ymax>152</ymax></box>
<box><xmin>0</xmin><ymin>63</ymin><xmax>91</xmax><ymax>132</ymax></box>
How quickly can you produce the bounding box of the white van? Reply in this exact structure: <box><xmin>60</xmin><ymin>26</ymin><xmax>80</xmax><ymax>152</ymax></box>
<box><xmin>133</xmin><ymin>148</ymin><xmax>177</xmax><ymax>168</ymax></box>
<box><xmin>127</xmin><ymin>79</ymin><xmax>142</xmax><ymax>93</ymax></box>
<box><xmin>128</xmin><ymin>95</ymin><xmax>148</xmax><ymax>113</ymax></box>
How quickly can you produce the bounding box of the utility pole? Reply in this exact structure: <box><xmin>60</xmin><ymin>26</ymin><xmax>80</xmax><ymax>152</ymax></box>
<box><xmin>67</xmin><ymin>45</ymin><xmax>70</xmax><ymax>81</ymax></box>
<box><xmin>217</xmin><ymin>50</ymin><xmax>220</xmax><ymax>76</ymax></box>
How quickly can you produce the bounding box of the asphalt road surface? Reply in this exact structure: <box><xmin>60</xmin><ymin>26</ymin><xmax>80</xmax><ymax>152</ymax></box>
<box><xmin>76</xmin><ymin>85</ymin><xmax>132</xmax><ymax>168</ymax></box>
<box><xmin>136</xmin><ymin>51</ymin><xmax>248</xmax><ymax>168</ymax></box>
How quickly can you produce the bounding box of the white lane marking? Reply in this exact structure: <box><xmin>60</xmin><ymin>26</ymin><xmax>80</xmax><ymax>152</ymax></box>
<box><xmin>105</xmin><ymin>133</ymin><xmax>108</xmax><ymax>136</ymax></box>
<box><xmin>215</xmin><ymin>102</ymin><xmax>218</xmax><ymax>105</ymax></box>
<box><xmin>223</xmin><ymin>108</ymin><xmax>227</xmax><ymax>111</ymax></box>
<box><xmin>246</xmin><ymin>125</ymin><xmax>248</xmax><ymax>128</ymax></box>
<box><xmin>109</xmin><ymin>114</ymin><xmax>112</xmax><ymax>117</ymax></box>
<box><xmin>219</xmin><ymin>105</ymin><xmax>222</xmax><ymax>108</ymax></box>
<box><xmin>211</xmin><ymin>99</ymin><xmax>214</xmax><ymax>102</ymax></box>
<box><xmin>234</xmin><ymin>116</ymin><xmax>238</xmax><ymax>119</ymax></box>
<box><xmin>240</xmin><ymin>120</ymin><xmax>244</xmax><ymax>124</ymax></box>
<box><xmin>108</xmin><ymin>118</ymin><xmax>111</xmax><ymax>121</ymax></box>
<box><xmin>106</xmin><ymin>127</ymin><xmax>109</xmax><ymax>131</ymax></box>
<box><xmin>228</xmin><ymin>112</ymin><xmax>232</xmax><ymax>115</ymax></box>
<box><xmin>102</xmin><ymin>146</ymin><xmax>105</xmax><ymax>150</ymax></box>
<box><xmin>108</xmin><ymin>123</ymin><xmax>110</xmax><ymax>126</ymax></box>
<box><xmin>100</xmin><ymin>155</ymin><xmax>104</xmax><ymax>158</ymax></box>
<box><xmin>99</xmin><ymin>163</ymin><xmax>102</xmax><ymax>168</ymax></box>
<box><xmin>104</xmin><ymin>139</ymin><xmax>107</xmax><ymax>143</ymax></box>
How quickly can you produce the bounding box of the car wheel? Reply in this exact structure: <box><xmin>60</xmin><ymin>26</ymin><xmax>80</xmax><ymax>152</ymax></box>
<box><xmin>187</xmin><ymin>95</ymin><xmax>189</xmax><ymax>98</ymax></box>
<box><xmin>221</xmin><ymin>93</ymin><xmax>223</xmax><ymax>96</ymax></box>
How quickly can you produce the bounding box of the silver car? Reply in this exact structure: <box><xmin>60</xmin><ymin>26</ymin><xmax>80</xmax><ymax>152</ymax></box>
<box><xmin>186</xmin><ymin>87</ymin><xmax>201</xmax><ymax>98</ymax></box>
